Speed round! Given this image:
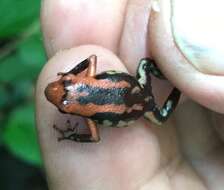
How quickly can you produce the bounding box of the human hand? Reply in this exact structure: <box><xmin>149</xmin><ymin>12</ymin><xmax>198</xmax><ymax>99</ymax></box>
<box><xmin>36</xmin><ymin>1</ymin><xmax>224</xmax><ymax>189</ymax></box>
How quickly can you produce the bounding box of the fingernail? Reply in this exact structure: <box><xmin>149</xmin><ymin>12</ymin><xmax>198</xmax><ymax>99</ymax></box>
<box><xmin>171</xmin><ymin>0</ymin><xmax>224</xmax><ymax>75</ymax></box>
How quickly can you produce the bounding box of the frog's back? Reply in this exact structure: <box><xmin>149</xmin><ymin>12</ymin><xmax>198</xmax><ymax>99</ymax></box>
<box><xmin>94</xmin><ymin>71</ymin><xmax>145</xmax><ymax>106</ymax></box>
<box><xmin>87</xmin><ymin>71</ymin><xmax>147</xmax><ymax>126</ymax></box>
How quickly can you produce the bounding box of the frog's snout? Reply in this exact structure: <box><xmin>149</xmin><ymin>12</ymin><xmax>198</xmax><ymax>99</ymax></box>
<box><xmin>45</xmin><ymin>81</ymin><xmax>65</xmax><ymax>107</ymax></box>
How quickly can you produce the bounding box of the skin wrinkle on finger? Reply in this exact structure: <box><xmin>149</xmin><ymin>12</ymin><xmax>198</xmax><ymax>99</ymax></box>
<box><xmin>41</xmin><ymin>0</ymin><xmax>128</xmax><ymax>57</ymax></box>
<box><xmin>149</xmin><ymin>0</ymin><xmax>224</xmax><ymax>113</ymax></box>
<box><xmin>140</xmin><ymin>159</ymin><xmax>207</xmax><ymax>190</ymax></box>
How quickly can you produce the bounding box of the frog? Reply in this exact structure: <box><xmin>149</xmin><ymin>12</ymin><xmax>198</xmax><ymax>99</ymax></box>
<box><xmin>45</xmin><ymin>55</ymin><xmax>181</xmax><ymax>143</ymax></box>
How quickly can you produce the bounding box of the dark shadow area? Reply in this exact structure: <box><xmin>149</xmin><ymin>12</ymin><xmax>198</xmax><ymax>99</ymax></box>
<box><xmin>0</xmin><ymin>146</ymin><xmax>48</xmax><ymax>190</ymax></box>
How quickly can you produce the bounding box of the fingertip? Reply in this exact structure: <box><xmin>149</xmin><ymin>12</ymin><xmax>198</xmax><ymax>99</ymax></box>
<box><xmin>41</xmin><ymin>0</ymin><xmax>126</xmax><ymax>57</ymax></box>
<box><xmin>149</xmin><ymin>1</ymin><xmax>224</xmax><ymax>113</ymax></box>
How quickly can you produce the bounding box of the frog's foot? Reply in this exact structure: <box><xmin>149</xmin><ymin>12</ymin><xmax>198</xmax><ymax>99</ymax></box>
<box><xmin>53</xmin><ymin>119</ymin><xmax>100</xmax><ymax>143</ymax></box>
<box><xmin>144</xmin><ymin>88</ymin><xmax>181</xmax><ymax>125</ymax></box>
<box><xmin>53</xmin><ymin>120</ymin><xmax>79</xmax><ymax>141</ymax></box>
<box><xmin>58</xmin><ymin>133</ymin><xmax>97</xmax><ymax>142</ymax></box>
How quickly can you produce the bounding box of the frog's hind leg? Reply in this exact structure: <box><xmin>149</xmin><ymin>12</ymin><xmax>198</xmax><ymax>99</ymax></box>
<box><xmin>144</xmin><ymin>88</ymin><xmax>181</xmax><ymax>125</ymax></box>
<box><xmin>137</xmin><ymin>58</ymin><xmax>181</xmax><ymax>124</ymax></box>
<box><xmin>137</xmin><ymin>57</ymin><xmax>166</xmax><ymax>91</ymax></box>
<box><xmin>137</xmin><ymin>58</ymin><xmax>166</xmax><ymax>81</ymax></box>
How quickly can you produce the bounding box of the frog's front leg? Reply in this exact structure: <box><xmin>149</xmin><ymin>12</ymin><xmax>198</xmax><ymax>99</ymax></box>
<box><xmin>81</xmin><ymin>55</ymin><xmax>100</xmax><ymax>142</ymax></box>
<box><xmin>67</xmin><ymin>119</ymin><xmax>100</xmax><ymax>142</ymax></box>
<box><xmin>53</xmin><ymin>119</ymin><xmax>100</xmax><ymax>142</ymax></box>
<box><xmin>57</xmin><ymin>55</ymin><xmax>97</xmax><ymax>76</ymax></box>
<box><xmin>53</xmin><ymin>120</ymin><xmax>79</xmax><ymax>141</ymax></box>
<box><xmin>137</xmin><ymin>58</ymin><xmax>181</xmax><ymax>125</ymax></box>
<box><xmin>54</xmin><ymin>55</ymin><xmax>100</xmax><ymax>142</ymax></box>
<box><xmin>86</xmin><ymin>54</ymin><xmax>97</xmax><ymax>77</ymax></box>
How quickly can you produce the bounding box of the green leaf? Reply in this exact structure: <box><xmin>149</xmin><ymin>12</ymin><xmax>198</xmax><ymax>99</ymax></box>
<box><xmin>0</xmin><ymin>85</ymin><xmax>9</xmax><ymax>109</ymax></box>
<box><xmin>0</xmin><ymin>0</ymin><xmax>41</xmax><ymax>38</ymax></box>
<box><xmin>0</xmin><ymin>31</ymin><xmax>46</xmax><ymax>82</ymax></box>
<box><xmin>0</xmin><ymin>54</ymin><xmax>23</xmax><ymax>82</ymax></box>
<box><xmin>10</xmin><ymin>80</ymin><xmax>34</xmax><ymax>103</ymax></box>
<box><xmin>18</xmin><ymin>32</ymin><xmax>46</xmax><ymax>68</ymax></box>
<box><xmin>2</xmin><ymin>104</ymin><xmax>42</xmax><ymax>166</ymax></box>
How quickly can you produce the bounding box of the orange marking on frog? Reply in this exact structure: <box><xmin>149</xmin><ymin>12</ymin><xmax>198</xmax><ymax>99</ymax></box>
<box><xmin>66</xmin><ymin>91</ymin><xmax>89</xmax><ymax>101</ymax></box>
<box><xmin>70</xmin><ymin>76</ymin><xmax>131</xmax><ymax>89</ymax></box>
<box><xmin>62</xmin><ymin>103</ymin><xmax>127</xmax><ymax>116</ymax></box>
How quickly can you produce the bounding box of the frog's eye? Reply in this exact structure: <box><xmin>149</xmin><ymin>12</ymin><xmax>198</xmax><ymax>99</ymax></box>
<box><xmin>62</xmin><ymin>79</ymin><xmax>72</xmax><ymax>86</ymax></box>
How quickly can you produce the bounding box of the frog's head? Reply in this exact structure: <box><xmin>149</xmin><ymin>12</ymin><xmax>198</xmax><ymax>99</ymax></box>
<box><xmin>45</xmin><ymin>74</ymin><xmax>73</xmax><ymax>109</ymax></box>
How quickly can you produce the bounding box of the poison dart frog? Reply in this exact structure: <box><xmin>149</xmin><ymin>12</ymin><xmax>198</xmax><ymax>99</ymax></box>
<box><xmin>45</xmin><ymin>55</ymin><xmax>181</xmax><ymax>142</ymax></box>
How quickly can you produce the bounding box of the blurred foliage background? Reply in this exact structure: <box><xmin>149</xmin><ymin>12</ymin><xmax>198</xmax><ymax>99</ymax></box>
<box><xmin>0</xmin><ymin>0</ymin><xmax>48</xmax><ymax>189</ymax></box>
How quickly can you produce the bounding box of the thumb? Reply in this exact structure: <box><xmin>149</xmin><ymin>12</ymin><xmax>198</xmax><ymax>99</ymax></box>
<box><xmin>149</xmin><ymin>0</ymin><xmax>224</xmax><ymax>113</ymax></box>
